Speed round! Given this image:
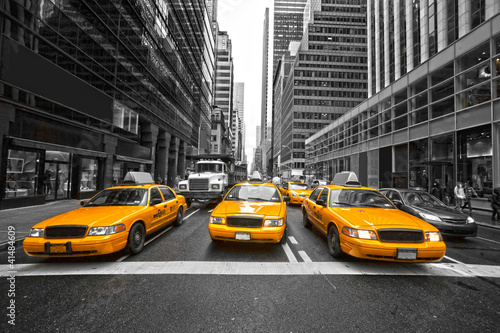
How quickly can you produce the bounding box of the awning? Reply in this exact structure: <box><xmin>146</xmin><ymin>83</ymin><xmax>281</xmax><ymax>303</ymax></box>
<box><xmin>8</xmin><ymin>137</ymin><xmax>108</xmax><ymax>158</ymax></box>
<box><xmin>115</xmin><ymin>154</ymin><xmax>153</xmax><ymax>165</ymax></box>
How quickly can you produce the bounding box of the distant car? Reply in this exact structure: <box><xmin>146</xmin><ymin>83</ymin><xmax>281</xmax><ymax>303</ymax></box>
<box><xmin>279</xmin><ymin>181</ymin><xmax>313</xmax><ymax>205</ymax></box>
<box><xmin>302</xmin><ymin>172</ymin><xmax>446</xmax><ymax>262</ymax></box>
<box><xmin>23</xmin><ymin>173</ymin><xmax>187</xmax><ymax>257</ymax></box>
<box><xmin>311</xmin><ymin>179</ymin><xmax>328</xmax><ymax>188</ymax></box>
<box><xmin>209</xmin><ymin>172</ymin><xmax>289</xmax><ymax>244</ymax></box>
<box><xmin>379</xmin><ymin>188</ymin><xmax>477</xmax><ymax>238</ymax></box>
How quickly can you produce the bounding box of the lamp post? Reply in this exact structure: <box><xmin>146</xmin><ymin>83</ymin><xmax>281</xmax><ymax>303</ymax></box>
<box><xmin>281</xmin><ymin>144</ymin><xmax>292</xmax><ymax>179</ymax></box>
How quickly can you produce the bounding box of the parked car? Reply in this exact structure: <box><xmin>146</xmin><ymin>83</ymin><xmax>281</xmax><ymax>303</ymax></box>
<box><xmin>279</xmin><ymin>181</ymin><xmax>313</xmax><ymax>205</ymax></box>
<box><xmin>302</xmin><ymin>172</ymin><xmax>446</xmax><ymax>262</ymax></box>
<box><xmin>208</xmin><ymin>172</ymin><xmax>289</xmax><ymax>244</ymax></box>
<box><xmin>23</xmin><ymin>172</ymin><xmax>187</xmax><ymax>257</ymax></box>
<box><xmin>379</xmin><ymin>188</ymin><xmax>477</xmax><ymax>238</ymax></box>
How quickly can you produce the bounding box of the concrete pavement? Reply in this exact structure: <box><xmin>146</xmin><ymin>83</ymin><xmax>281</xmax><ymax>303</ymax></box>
<box><xmin>0</xmin><ymin>199</ymin><xmax>499</xmax><ymax>251</ymax></box>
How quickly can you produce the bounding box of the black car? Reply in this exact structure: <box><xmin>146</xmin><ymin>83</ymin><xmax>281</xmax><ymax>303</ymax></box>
<box><xmin>380</xmin><ymin>188</ymin><xmax>477</xmax><ymax>238</ymax></box>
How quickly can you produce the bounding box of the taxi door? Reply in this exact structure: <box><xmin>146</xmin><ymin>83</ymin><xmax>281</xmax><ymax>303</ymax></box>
<box><xmin>149</xmin><ymin>187</ymin><xmax>169</xmax><ymax>229</ymax></box>
<box><xmin>159</xmin><ymin>186</ymin><xmax>179</xmax><ymax>224</ymax></box>
<box><xmin>315</xmin><ymin>188</ymin><xmax>330</xmax><ymax>233</ymax></box>
<box><xmin>304</xmin><ymin>187</ymin><xmax>323</xmax><ymax>227</ymax></box>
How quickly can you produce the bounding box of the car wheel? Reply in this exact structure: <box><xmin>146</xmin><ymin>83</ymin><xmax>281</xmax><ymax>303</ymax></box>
<box><xmin>302</xmin><ymin>210</ymin><xmax>312</xmax><ymax>228</ymax></box>
<box><xmin>127</xmin><ymin>223</ymin><xmax>145</xmax><ymax>255</ymax></box>
<box><xmin>174</xmin><ymin>209</ymin><xmax>183</xmax><ymax>227</ymax></box>
<box><xmin>327</xmin><ymin>225</ymin><xmax>343</xmax><ymax>258</ymax></box>
<box><xmin>280</xmin><ymin>227</ymin><xmax>287</xmax><ymax>244</ymax></box>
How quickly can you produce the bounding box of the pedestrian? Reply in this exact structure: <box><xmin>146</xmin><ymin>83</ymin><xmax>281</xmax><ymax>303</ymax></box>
<box><xmin>442</xmin><ymin>186</ymin><xmax>451</xmax><ymax>206</ymax></box>
<box><xmin>491</xmin><ymin>187</ymin><xmax>500</xmax><ymax>221</ymax></box>
<box><xmin>463</xmin><ymin>181</ymin><xmax>477</xmax><ymax>212</ymax></box>
<box><xmin>454</xmin><ymin>182</ymin><xmax>465</xmax><ymax>212</ymax></box>
<box><xmin>431</xmin><ymin>182</ymin><xmax>441</xmax><ymax>200</ymax></box>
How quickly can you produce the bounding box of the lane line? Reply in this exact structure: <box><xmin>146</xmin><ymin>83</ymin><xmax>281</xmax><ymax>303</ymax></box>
<box><xmin>3</xmin><ymin>261</ymin><xmax>500</xmax><ymax>277</ymax></box>
<box><xmin>184</xmin><ymin>209</ymin><xmax>200</xmax><ymax>220</ymax></box>
<box><xmin>477</xmin><ymin>237</ymin><xmax>500</xmax><ymax>246</ymax></box>
<box><xmin>281</xmin><ymin>243</ymin><xmax>298</xmax><ymax>262</ymax></box>
<box><xmin>145</xmin><ymin>226</ymin><xmax>173</xmax><ymax>246</ymax></box>
<box><xmin>298</xmin><ymin>251</ymin><xmax>312</xmax><ymax>263</ymax></box>
<box><xmin>288</xmin><ymin>236</ymin><xmax>298</xmax><ymax>245</ymax></box>
<box><xmin>444</xmin><ymin>255</ymin><xmax>465</xmax><ymax>264</ymax></box>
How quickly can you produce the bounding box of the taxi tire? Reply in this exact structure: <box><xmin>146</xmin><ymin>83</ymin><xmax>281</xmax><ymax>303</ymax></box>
<box><xmin>280</xmin><ymin>227</ymin><xmax>287</xmax><ymax>244</ymax></box>
<box><xmin>327</xmin><ymin>225</ymin><xmax>343</xmax><ymax>258</ymax></box>
<box><xmin>302</xmin><ymin>210</ymin><xmax>312</xmax><ymax>228</ymax></box>
<box><xmin>174</xmin><ymin>209</ymin><xmax>183</xmax><ymax>227</ymax></box>
<box><xmin>128</xmin><ymin>223</ymin><xmax>145</xmax><ymax>255</ymax></box>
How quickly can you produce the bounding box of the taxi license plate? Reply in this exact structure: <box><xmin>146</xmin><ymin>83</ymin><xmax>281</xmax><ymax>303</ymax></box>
<box><xmin>235</xmin><ymin>232</ymin><xmax>250</xmax><ymax>241</ymax></box>
<box><xmin>397</xmin><ymin>248</ymin><xmax>417</xmax><ymax>260</ymax></box>
<box><xmin>50</xmin><ymin>244</ymin><xmax>67</xmax><ymax>253</ymax></box>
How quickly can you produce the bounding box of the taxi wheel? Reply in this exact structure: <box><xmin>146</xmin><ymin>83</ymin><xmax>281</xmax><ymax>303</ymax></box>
<box><xmin>128</xmin><ymin>223</ymin><xmax>145</xmax><ymax>255</ymax></box>
<box><xmin>327</xmin><ymin>225</ymin><xmax>343</xmax><ymax>258</ymax></box>
<box><xmin>302</xmin><ymin>210</ymin><xmax>312</xmax><ymax>228</ymax></box>
<box><xmin>280</xmin><ymin>227</ymin><xmax>287</xmax><ymax>244</ymax></box>
<box><xmin>174</xmin><ymin>209</ymin><xmax>183</xmax><ymax>227</ymax></box>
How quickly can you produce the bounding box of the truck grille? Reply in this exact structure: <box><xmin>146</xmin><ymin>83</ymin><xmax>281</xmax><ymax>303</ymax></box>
<box><xmin>227</xmin><ymin>216</ymin><xmax>263</xmax><ymax>228</ymax></box>
<box><xmin>45</xmin><ymin>226</ymin><xmax>88</xmax><ymax>238</ymax></box>
<box><xmin>189</xmin><ymin>179</ymin><xmax>209</xmax><ymax>191</ymax></box>
<box><xmin>377</xmin><ymin>229</ymin><xmax>423</xmax><ymax>243</ymax></box>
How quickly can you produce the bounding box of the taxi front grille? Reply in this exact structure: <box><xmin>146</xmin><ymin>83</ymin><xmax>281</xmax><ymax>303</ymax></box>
<box><xmin>377</xmin><ymin>229</ymin><xmax>423</xmax><ymax>243</ymax></box>
<box><xmin>189</xmin><ymin>179</ymin><xmax>209</xmax><ymax>191</ymax></box>
<box><xmin>227</xmin><ymin>216</ymin><xmax>263</xmax><ymax>228</ymax></box>
<box><xmin>45</xmin><ymin>226</ymin><xmax>88</xmax><ymax>238</ymax></box>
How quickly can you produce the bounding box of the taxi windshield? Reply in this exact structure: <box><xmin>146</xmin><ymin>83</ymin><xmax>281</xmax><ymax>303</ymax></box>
<box><xmin>85</xmin><ymin>188</ymin><xmax>148</xmax><ymax>207</ymax></box>
<box><xmin>403</xmin><ymin>191</ymin><xmax>446</xmax><ymax>208</ymax></box>
<box><xmin>289</xmin><ymin>183</ymin><xmax>311</xmax><ymax>190</ymax></box>
<box><xmin>329</xmin><ymin>189</ymin><xmax>394</xmax><ymax>208</ymax></box>
<box><xmin>225</xmin><ymin>184</ymin><xmax>281</xmax><ymax>202</ymax></box>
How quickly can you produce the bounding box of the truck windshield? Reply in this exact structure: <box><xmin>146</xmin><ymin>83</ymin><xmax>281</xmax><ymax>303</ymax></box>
<box><xmin>196</xmin><ymin>163</ymin><xmax>223</xmax><ymax>173</ymax></box>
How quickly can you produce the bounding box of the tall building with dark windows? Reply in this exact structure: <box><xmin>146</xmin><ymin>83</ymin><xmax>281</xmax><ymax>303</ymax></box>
<box><xmin>306</xmin><ymin>4</ymin><xmax>500</xmax><ymax>212</ymax></box>
<box><xmin>0</xmin><ymin>0</ymin><xmax>215</xmax><ymax>209</ymax></box>
<box><xmin>274</xmin><ymin>0</ymin><xmax>368</xmax><ymax>176</ymax></box>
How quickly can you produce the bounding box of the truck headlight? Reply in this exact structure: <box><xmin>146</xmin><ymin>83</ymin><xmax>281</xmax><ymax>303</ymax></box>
<box><xmin>29</xmin><ymin>228</ymin><xmax>44</xmax><ymax>237</ymax></box>
<box><xmin>88</xmin><ymin>224</ymin><xmax>126</xmax><ymax>236</ymax></box>
<box><xmin>179</xmin><ymin>184</ymin><xmax>187</xmax><ymax>190</ymax></box>
<box><xmin>211</xmin><ymin>184</ymin><xmax>220</xmax><ymax>190</ymax></box>
<box><xmin>210</xmin><ymin>216</ymin><xmax>226</xmax><ymax>225</ymax></box>
<box><xmin>264</xmin><ymin>218</ymin><xmax>284</xmax><ymax>227</ymax></box>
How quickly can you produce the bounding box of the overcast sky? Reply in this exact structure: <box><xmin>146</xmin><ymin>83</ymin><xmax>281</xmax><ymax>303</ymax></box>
<box><xmin>217</xmin><ymin>0</ymin><xmax>273</xmax><ymax>167</ymax></box>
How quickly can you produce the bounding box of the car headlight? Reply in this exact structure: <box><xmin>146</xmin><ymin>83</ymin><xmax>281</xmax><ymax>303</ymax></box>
<box><xmin>264</xmin><ymin>218</ymin><xmax>284</xmax><ymax>227</ymax></box>
<box><xmin>179</xmin><ymin>184</ymin><xmax>187</xmax><ymax>190</ymax></box>
<box><xmin>342</xmin><ymin>227</ymin><xmax>377</xmax><ymax>240</ymax></box>
<box><xmin>88</xmin><ymin>224</ymin><xmax>126</xmax><ymax>236</ymax></box>
<box><xmin>29</xmin><ymin>228</ymin><xmax>44</xmax><ymax>237</ymax></box>
<box><xmin>210</xmin><ymin>216</ymin><xmax>226</xmax><ymax>225</ymax></box>
<box><xmin>419</xmin><ymin>212</ymin><xmax>442</xmax><ymax>222</ymax></box>
<box><xmin>211</xmin><ymin>184</ymin><xmax>220</xmax><ymax>190</ymax></box>
<box><xmin>425</xmin><ymin>231</ymin><xmax>442</xmax><ymax>242</ymax></box>
<box><xmin>466</xmin><ymin>216</ymin><xmax>475</xmax><ymax>224</ymax></box>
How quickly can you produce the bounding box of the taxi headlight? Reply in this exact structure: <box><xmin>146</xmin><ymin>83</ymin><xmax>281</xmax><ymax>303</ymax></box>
<box><xmin>289</xmin><ymin>191</ymin><xmax>299</xmax><ymax>197</ymax></box>
<box><xmin>342</xmin><ymin>226</ymin><xmax>377</xmax><ymax>240</ymax></box>
<box><xmin>419</xmin><ymin>212</ymin><xmax>442</xmax><ymax>222</ymax></box>
<box><xmin>29</xmin><ymin>228</ymin><xmax>44</xmax><ymax>237</ymax></box>
<box><xmin>210</xmin><ymin>216</ymin><xmax>226</xmax><ymax>225</ymax></box>
<box><xmin>179</xmin><ymin>184</ymin><xmax>187</xmax><ymax>190</ymax></box>
<box><xmin>466</xmin><ymin>216</ymin><xmax>475</xmax><ymax>224</ymax></box>
<box><xmin>211</xmin><ymin>184</ymin><xmax>220</xmax><ymax>190</ymax></box>
<box><xmin>425</xmin><ymin>231</ymin><xmax>442</xmax><ymax>242</ymax></box>
<box><xmin>264</xmin><ymin>218</ymin><xmax>284</xmax><ymax>227</ymax></box>
<box><xmin>88</xmin><ymin>224</ymin><xmax>126</xmax><ymax>236</ymax></box>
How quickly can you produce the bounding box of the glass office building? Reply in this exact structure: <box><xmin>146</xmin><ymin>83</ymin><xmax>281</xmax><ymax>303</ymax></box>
<box><xmin>0</xmin><ymin>0</ymin><xmax>214</xmax><ymax>209</ymax></box>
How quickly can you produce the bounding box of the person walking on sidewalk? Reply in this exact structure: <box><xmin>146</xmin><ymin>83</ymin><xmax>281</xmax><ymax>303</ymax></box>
<box><xmin>463</xmin><ymin>181</ymin><xmax>477</xmax><ymax>212</ymax></box>
<box><xmin>454</xmin><ymin>182</ymin><xmax>466</xmax><ymax>212</ymax></box>
<box><xmin>491</xmin><ymin>187</ymin><xmax>500</xmax><ymax>221</ymax></box>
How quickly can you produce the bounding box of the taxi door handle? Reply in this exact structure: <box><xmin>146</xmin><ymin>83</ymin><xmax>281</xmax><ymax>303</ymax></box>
<box><xmin>163</xmin><ymin>205</ymin><xmax>168</xmax><ymax>208</ymax></box>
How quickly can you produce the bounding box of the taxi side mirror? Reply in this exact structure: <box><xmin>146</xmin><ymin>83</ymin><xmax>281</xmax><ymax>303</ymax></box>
<box><xmin>393</xmin><ymin>200</ymin><xmax>403</xmax><ymax>208</ymax></box>
<box><xmin>80</xmin><ymin>200</ymin><xmax>88</xmax><ymax>206</ymax></box>
<box><xmin>316</xmin><ymin>199</ymin><xmax>326</xmax><ymax>207</ymax></box>
<box><xmin>284</xmin><ymin>196</ymin><xmax>290</xmax><ymax>202</ymax></box>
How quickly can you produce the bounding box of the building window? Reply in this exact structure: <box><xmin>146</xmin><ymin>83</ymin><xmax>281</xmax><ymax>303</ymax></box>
<box><xmin>5</xmin><ymin>149</ymin><xmax>41</xmax><ymax>198</ymax></box>
<box><xmin>113</xmin><ymin>101</ymin><xmax>139</xmax><ymax>134</ymax></box>
<box><xmin>430</xmin><ymin>134</ymin><xmax>454</xmax><ymax>206</ymax></box>
<box><xmin>80</xmin><ymin>158</ymin><xmax>98</xmax><ymax>192</ymax></box>
<box><xmin>409</xmin><ymin>139</ymin><xmax>429</xmax><ymax>191</ymax></box>
<box><xmin>471</xmin><ymin>0</ymin><xmax>485</xmax><ymax>30</ymax></box>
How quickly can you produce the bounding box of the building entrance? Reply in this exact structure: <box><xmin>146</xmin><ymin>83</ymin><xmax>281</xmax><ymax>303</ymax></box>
<box><xmin>44</xmin><ymin>151</ymin><xmax>71</xmax><ymax>201</ymax></box>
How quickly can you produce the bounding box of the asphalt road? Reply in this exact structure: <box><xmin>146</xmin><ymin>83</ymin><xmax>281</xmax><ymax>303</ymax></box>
<box><xmin>1</xmin><ymin>203</ymin><xmax>500</xmax><ymax>332</ymax></box>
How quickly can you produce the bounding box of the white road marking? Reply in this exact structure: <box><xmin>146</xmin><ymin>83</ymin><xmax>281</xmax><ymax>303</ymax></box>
<box><xmin>281</xmin><ymin>243</ymin><xmax>298</xmax><ymax>262</ymax></box>
<box><xmin>298</xmin><ymin>251</ymin><xmax>312</xmax><ymax>263</ymax></box>
<box><xmin>184</xmin><ymin>209</ymin><xmax>200</xmax><ymax>220</ymax></box>
<box><xmin>477</xmin><ymin>237</ymin><xmax>500</xmax><ymax>246</ymax></box>
<box><xmin>444</xmin><ymin>255</ymin><xmax>464</xmax><ymax>264</ymax></box>
<box><xmin>3</xmin><ymin>262</ymin><xmax>500</xmax><ymax>277</ymax></box>
<box><xmin>145</xmin><ymin>226</ymin><xmax>173</xmax><ymax>246</ymax></box>
<box><xmin>288</xmin><ymin>236</ymin><xmax>298</xmax><ymax>244</ymax></box>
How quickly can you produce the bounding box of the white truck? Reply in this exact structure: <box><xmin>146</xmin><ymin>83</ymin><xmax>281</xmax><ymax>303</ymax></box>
<box><xmin>177</xmin><ymin>159</ymin><xmax>231</xmax><ymax>206</ymax></box>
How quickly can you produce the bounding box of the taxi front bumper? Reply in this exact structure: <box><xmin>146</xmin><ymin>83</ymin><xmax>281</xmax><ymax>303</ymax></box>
<box><xmin>23</xmin><ymin>232</ymin><xmax>128</xmax><ymax>257</ymax></box>
<box><xmin>340</xmin><ymin>236</ymin><xmax>446</xmax><ymax>262</ymax></box>
<box><xmin>209</xmin><ymin>224</ymin><xmax>285</xmax><ymax>243</ymax></box>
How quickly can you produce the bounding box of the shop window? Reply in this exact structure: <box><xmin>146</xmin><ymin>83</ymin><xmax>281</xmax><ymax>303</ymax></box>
<box><xmin>409</xmin><ymin>139</ymin><xmax>429</xmax><ymax>191</ymax></box>
<box><xmin>430</xmin><ymin>134</ymin><xmax>454</xmax><ymax>205</ymax></box>
<box><xmin>81</xmin><ymin>158</ymin><xmax>98</xmax><ymax>192</ymax></box>
<box><xmin>5</xmin><ymin>150</ymin><xmax>41</xmax><ymax>198</ymax></box>
<box><xmin>393</xmin><ymin>144</ymin><xmax>408</xmax><ymax>188</ymax></box>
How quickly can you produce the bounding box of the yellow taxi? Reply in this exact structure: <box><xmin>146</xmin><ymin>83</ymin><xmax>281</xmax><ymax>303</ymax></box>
<box><xmin>23</xmin><ymin>172</ymin><xmax>187</xmax><ymax>257</ymax></box>
<box><xmin>280</xmin><ymin>181</ymin><xmax>313</xmax><ymax>205</ymax></box>
<box><xmin>301</xmin><ymin>172</ymin><xmax>446</xmax><ymax>262</ymax></box>
<box><xmin>209</xmin><ymin>172</ymin><xmax>289</xmax><ymax>244</ymax></box>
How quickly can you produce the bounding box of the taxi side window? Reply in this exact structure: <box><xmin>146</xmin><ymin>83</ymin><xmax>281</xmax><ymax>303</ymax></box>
<box><xmin>159</xmin><ymin>187</ymin><xmax>176</xmax><ymax>201</ymax></box>
<box><xmin>388</xmin><ymin>191</ymin><xmax>402</xmax><ymax>202</ymax></box>
<box><xmin>317</xmin><ymin>188</ymin><xmax>329</xmax><ymax>205</ymax></box>
<box><xmin>309</xmin><ymin>187</ymin><xmax>323</xmax><ymax>202</ymax></box>
<box><xmin>149</xmin><ymin>187</ymin><xmax>163</xmax><ymax>205</ymax></box>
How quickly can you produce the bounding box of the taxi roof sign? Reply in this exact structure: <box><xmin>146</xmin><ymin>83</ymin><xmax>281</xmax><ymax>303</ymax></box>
<box><xmin>122</xmin><ymin>172</ymin><xmax>155</xmax><ymax>185</ymax></box>
<box><xmin>331</xmin><ymin>171</ymin><xmax>361</xmax><ymax>187</ymax></box>
<box><xmin>248</xmin><ymin>171</ymin><xmax>263</xmax><ymax>183</ymax></box>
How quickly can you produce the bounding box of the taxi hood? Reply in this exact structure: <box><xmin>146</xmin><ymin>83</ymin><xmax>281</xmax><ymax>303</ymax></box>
<box><xmin>214</xmin><ymin>201</ymin><xmax>284</xmax><ymax>218</ymax></box>
<box><xmin>33</xmin><ymin>206</ymin><xmax>146</xmax><ymax>228</ymax></box>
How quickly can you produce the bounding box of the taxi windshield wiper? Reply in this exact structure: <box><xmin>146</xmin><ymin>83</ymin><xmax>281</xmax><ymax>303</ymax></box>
<box><xmin>331</xmin><ymin>202</ymin><xmax>356</xmax><ymax>206</ymax></box>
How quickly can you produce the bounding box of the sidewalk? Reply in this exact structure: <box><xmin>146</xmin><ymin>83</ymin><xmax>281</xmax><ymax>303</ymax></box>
<box><xmin>0</xmin><ymin>200</ymin><xmax>499</xmax><ymax>251</ymax></box>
